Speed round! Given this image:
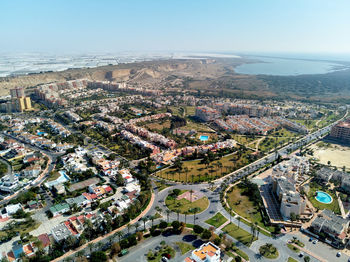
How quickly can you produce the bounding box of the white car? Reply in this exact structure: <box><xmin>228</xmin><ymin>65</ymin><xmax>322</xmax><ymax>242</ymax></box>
<box><xmin>312</xmin><ymin>239</ymin><xmax>318</xmax><ymax>244</ymax></box>
<box><xmin>336</xmin><ymin>252</ymin><xmax>341</xmax><ymax>257</ymax></box>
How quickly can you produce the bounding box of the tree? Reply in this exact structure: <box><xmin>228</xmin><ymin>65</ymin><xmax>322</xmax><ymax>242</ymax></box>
<box><xmin>175</xmin><ymin>209</ymin><xmax>180</xmax><ymax>222</ymax></box>
<box><xmin>127</xmin><ymin>224</ymin><xmax>132</xmax><ymax>234</ymax></box>
<box><xmin>304</xmin><ymin>256</ymin><xmax>310</xmax><ymax>262</ymax></box>
<box><xmin>171</xmin><ymin>220</ymin><xmax>181</xmax><ymax>232</ymax></box>
<box><xmin>140</xmin><ymin>217</ymin><xmax>148</xmax><ymax>231</ymax></box>
<box><xmin>90</xmin><ymin>251</ymin><xmax>107</xmax><ymax>262</ymax></box>
<box><xmin>110</xmin><ymin>242</ymin><xmax>121</xmax><ymax>257</ymax></box>
<box><xmin>184</xmin><ymin>211</ymin><xmax>189</xmax><ymax>224</ymax></box>
<box><xmin>159</xmin><ymin>220</ymin><xmax>168</xmax><ymax>229</ymax></box>
<box><xmin>237</xmin><ymin>216</ymin><xmax>241</xmax><ymax>229</ymax></box>
<box><xmin>234</xmin><ymin>256</ymin><xmax>242</xmax><ymax>262</ymax></box>
<box><xmin>201</xmin><ymin>229</ymin><xmax>212</xmax><ymax>239</ymax></box>
<box><xmin>88</xmin><ymin>243</ymin><xmax>94</xmax><ymax>253</ymax></box>
<box><xmin>184</xmin><ymin>167</ymin><xmax>189</xmax><ymax>183</ymax></box>
<box><xmin>115</xmin><ymin>231</ymin><xmax>123</xmax><ymax>243</ymax></box>
<box><xmin>193</xmin><ymin>225</ymin><xmax>204</xmax><ymax>234</ymax></box>
<box><xmin>290</xmin><ymin>212</ymin><xmax>297</xmax><ymax>231</ymax></box>
<box><xmin>166</xmin><ymin>210</ymin><xmax>171</xmax><ymax>223</ymax></box>
<box><xmin>134</xmin><ymin>222</ymin><xmax>140</xmax><ymax>233</ymax></box>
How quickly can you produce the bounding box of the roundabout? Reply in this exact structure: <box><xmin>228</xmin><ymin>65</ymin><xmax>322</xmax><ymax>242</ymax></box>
<box><xmin>165</xmin><ymin>189</ymin><xmax>210</xmax><ymax>214</ymax></box>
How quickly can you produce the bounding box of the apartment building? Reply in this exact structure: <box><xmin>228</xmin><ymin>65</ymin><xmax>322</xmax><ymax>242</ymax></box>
<box><xmin>330</xmin><ymin>120</ymin><xmax>350</xmax><ymax>143</ymax></box>
<box><xmin>195</xmin><ymin>106</ymin><xmax>221</xmax><ymax>122</ymax></box>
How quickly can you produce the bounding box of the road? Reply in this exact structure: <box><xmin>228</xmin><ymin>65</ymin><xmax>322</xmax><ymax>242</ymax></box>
<box><xmin>0</xmin><ymin>133</ymin><xmax>58</xmax><ymax>205</ymax></box>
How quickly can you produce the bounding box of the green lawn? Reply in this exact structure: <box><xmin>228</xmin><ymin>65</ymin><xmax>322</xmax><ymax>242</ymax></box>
<box><xmin>226</xmin><ymin>185</ymin><xmax>275</xmax><ymax>233</ymax></box>
<box><xmin>287</xmin><ymin>244</ymin><xmax>299</xmax><ymax>253</ymax></box>
<box><xmin>308</xmin><ymin>182</ymin><xmax>340</xmax><ymax>214</ymax></box>
<box><xmin>165</xmin><ymin>191</ymin><xmax>209</xmax><ymax>214</ymax></box>
<box><xmin>222</xmin><ymin>223</ymin><xmax>257</xmax><ymax>247</ymax></box>
<box><xmin>288</xmin><ymin>257</ymin><xmax>298</xmax><ymax>262</ymax></box>
<box><xmin>154</xmin><ymin>180</ymin><xmax>171</xmax><ymax>192</ymax></box>
<box><xmin>175</xmin><ymin>242</ymin><xmax>194</xmax><ymax>255</ymax></box>
<box><xmin>259</xmin><ymin>244</ymin><xmax>279</xmax><ymax>259</ymax></box>
<box><xmin>205</xmin><ymin>212</ymin><xmax>228</xmax><ymax>228</ymax></box>
<box><xmin>156</xmin><ymin>148</ymin><xmax>253</xmax><ymax>182</ymax></box>
<box><xmin>231</xmin><ymin>244</ymin><xmax>250</xmax><ymax>261</ymax></box>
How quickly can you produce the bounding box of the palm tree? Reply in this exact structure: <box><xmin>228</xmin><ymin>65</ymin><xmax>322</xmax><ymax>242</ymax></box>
<box><xmin>134</xmin><ymin>222</ymin><xmax>140</xmax><ymax>233</ymax></box>
<box><xmin>237</xmin><ymin>216</ymin><xmax>241</xmax><ymax>229</ymax></box>
<box><xmin>107</xmin><ymin>236</ymin><xmax>113</xmax><ymax>246</ymax></box>
<box><xmin>184</xmin><ymin>211</ymin><xmax>188</xmax><ymax>224</ymax></box>
<box><xmin>127</xmin><ymin>223</ymin><xmax>132</xmax><ymax>234</ymax></box>
<box><xmin>189</xmin><ymin>189</ymin><xmax>194</xmax><ymax>203</ymax></box>
<box><xmin>76</xmin><ymin>250</ymin><xmax>85</xmax><ymax>258</ymax></box>
<box><xmin>175</xmin><ymin>209</ymin><xmax>180</xmax><ymax>222</ymax></box>
<box><xmin>97</xmin><ymin>241</ymin><xmax>103</xmax><ymax>251</ymax></box>
<box><xmin>116</xmin><ymin>231</ymin><xmax>123</xmax><ymax>243</ymax></box>
<box><xmin>150</xmin><ymin>215</ymin><xmax>155</xmax><ymax>227</ymax></box>
<box><xmin>88</xmin><ymin>242</ymin><xmax>94</xmax><ymax>253</ymax></box>
<box><xmin>184</xmin><ymin>167</ymin><xmax>189</xmax><ymax>183</ymax></box>
<box><xmin>166</xmin><ymin>210</ymin><xmax>171</xmax><ymax>223</ymax></box>
<box><xmin>140</xmin><ymin>217</ymin><xmax>148</xmax><ymax>231</ymax></box>
<box><xmin>218</xmin><ymin>162</ymin><xmax>223</xmax><ymax>176</ymax></box>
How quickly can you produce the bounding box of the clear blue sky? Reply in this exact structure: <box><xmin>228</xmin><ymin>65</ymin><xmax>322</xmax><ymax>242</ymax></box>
<box><xmin>1</xmin><ymin>0</ymin><xmax>350</xmax><ymax>54</ymax></box>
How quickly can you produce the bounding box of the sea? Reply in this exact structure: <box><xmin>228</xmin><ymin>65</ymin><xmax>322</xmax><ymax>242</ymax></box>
<box><xmin>234</xmin><ymin>54</ymin><xmax>350</xmax><ymax>76</ymax></box>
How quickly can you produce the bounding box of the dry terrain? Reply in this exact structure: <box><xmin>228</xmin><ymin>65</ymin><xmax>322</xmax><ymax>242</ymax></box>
<box><xmin>310</xmin><ymin>142</ymin><xmax>350</xmax><ymax>171</ymax></box>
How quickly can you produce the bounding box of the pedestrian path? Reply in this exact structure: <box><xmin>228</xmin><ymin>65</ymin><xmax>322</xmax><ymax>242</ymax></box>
<box><xmin>217</xmin><ymin>217</ymin><xmax>230</xmax><ymax>230</ymax></box>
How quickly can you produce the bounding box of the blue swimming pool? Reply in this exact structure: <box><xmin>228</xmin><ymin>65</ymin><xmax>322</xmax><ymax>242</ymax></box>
<box><xmin>199</xmin><ymin>135</ymin><xmax>209</xmax><ymax>141</ymax></box>
<box><xmin>315</xmin><ymin>191</ymin><xmax>333</xmax><ymax>204</ymax></box>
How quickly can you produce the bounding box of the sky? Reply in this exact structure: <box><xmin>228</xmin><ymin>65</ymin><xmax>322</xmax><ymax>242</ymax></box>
<box><xmin>1</xmin><ymin>0</ymin><xmax>350</xmax><ymax>55</ymax></box>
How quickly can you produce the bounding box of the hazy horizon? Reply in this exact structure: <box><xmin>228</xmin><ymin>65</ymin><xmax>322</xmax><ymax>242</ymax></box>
<box><xmin>1</xmin><ymin>0</ymin><xmax>350</xmax><ymax>54</ymax></box>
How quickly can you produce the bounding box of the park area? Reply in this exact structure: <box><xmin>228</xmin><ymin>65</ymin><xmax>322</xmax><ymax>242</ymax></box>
<box><xmin>156</xmin><ymin>149</ymin><xmax>253</xmax><ymax>182</ymax></box>
<box><xmin>226</xmin><ymin>185</ymin><xmax>275</xmax><ymax>232</ymax></box>
<box><xmin>205</xmin><ymin>212</ymin><xmax>228</xmax><ymax>228</ymax></box>
<box><xmin>222</xmin><ymin>223</ymin><xmax>257</xmax><ymax>246</ymax></box>
<box><xmin>165</xmin><ymin>190</ymin><xmax>209</xmax><ymax>214</ymax></box>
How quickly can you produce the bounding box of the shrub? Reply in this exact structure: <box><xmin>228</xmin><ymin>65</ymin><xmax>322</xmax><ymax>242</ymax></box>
<box><xmin>90</xmin><ymin>251</ymin><xmax>107</xmax><ymax>262</ymax></box>
<box><xmin>172</xmin><ymin>221</ymin><xmax>181</xmax><ymax>231</ymax></box>
<box><xmin>193</xmin><ymin>225</ymin><xmax>204</xmax><ymax>234</ymax></box>
<box><xmin>159</xmin><ymin>221</ymin><xmax>168</xmax><ymax>229</ymax></box>
<box><xmin>201</xmin><ymin>229</ymin><xmax>212</xmax><ymax>239</ymax></box>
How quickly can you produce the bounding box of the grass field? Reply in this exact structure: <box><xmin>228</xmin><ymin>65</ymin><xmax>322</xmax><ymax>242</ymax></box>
<box><xmin>308</xmin><ymin>182</ymin><xmax>340</xmax><ymax>214</ymax></box>
<box><xmin>154</xmin><ymin>180</ymin><xmax>171</xmax><ymax>192</ymax></box>
<box><xmin>231</xmin><ymin>244</ymin><xmax>250</xmax><ymax>261</ymax></box>
<box><xmin>47</xmin><ymin>171</ymin><xmax>61</xmax><ymax>182</ymax></box>
<box><xmin>165</xmin><ymin>191</ymin><xmax>209</xmax><ymax>214</ymax></box>
<box><xmin>156</xmin><ymin>149</ymin><xmax>252</xmax><ymax>182</ymax></box>
<box><xmin>205</xmin><ymin>212</ymin><xmax>228</xmax><ymax>228</ymax></box>
<box><xmin>145</xmin><ymin>120</ymin><xmax>171</xmax><ymax>131</ymax></box>
<box><xmin>175</xmin><ymin>242</ymin><xmax>194</xmax><ymax>255</ymax></box>
<box><xmin>288</xmin><ymin>257</ymin><xmax>298</xmax><ymax>262</ymax></box>
<box><xmin>222</xmin><ymin>223</ymin><xmax>257</xmax><ymax>246</ymax></box>
<box><xmin>226</xmin><ymin>186</ymin><xmax>275</xmax><ymax>232</ymax></box>
<box><xmin>287</xmin><ymin>244</ymin><xmax>299</xmax><ymax>253</ymax></box>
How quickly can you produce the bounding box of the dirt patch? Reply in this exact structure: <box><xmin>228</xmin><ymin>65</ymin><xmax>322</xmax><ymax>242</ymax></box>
<box><xmin>310</xmin><ymin>143</ymin><xmax>350</xmax><ymax>170</ymax></box>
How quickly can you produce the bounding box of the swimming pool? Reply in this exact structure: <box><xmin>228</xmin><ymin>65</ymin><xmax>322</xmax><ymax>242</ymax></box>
<box><xmin>315</xmin><ymin>191</ymin><xmax>333</xmax><ymax>204</ymax></box>
<box><xmin>199</xmin><ymin>135</ymin><xmax>209</xmax><ymax>141</ymax></box>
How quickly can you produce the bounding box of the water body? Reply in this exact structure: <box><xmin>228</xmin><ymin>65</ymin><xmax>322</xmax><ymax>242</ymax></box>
<box><xmin>234</xmin><ymin>56</ymin><xmax>348</xmax><ymax>76</ymax></box>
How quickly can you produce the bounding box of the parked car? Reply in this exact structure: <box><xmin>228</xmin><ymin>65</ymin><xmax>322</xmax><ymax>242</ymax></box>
<box><xmin>313</xmin><ymin>239</ymin><xmax>318</xmax><ymax>244</ymax></box>
<box><xmin>336</xmin><ymin>252</ymin><xmax>341</xmax><ymax>257</ymax></box>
